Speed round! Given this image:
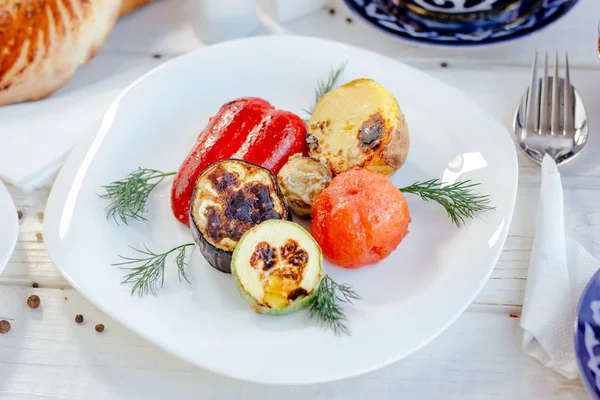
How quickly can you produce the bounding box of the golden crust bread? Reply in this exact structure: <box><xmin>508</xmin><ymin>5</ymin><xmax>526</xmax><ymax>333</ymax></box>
<box><xmin>0</xmin><ymin>0</ymin><xmax>152</xmax><ymax>106</ymax></box>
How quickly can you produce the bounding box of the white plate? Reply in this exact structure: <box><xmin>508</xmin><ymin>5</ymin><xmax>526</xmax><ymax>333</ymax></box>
<box><xmin>0</xmin><ymin>180</ymin><xmax>18</xmax><ymax>274</ymax></box>
<box><xmin>44</xmin><ymin>36</ymin><xmax>518</xmax><ymax>385</ymax></box>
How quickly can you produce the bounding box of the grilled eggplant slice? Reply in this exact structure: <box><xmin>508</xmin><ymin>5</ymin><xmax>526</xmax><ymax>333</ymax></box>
<box><xmin>231</xmin><ymin>220</ymin><xmax>322</xmax><ymax>315</ymax></box>
<box><xmin>190</xmin><ymin>159</ymin><xmax>291</xmax><ymax>273</ymax></box>
<box><xmin>276</xmin><ymin>154</ymin><xmax>332</xmax><ymax>218</ymax></box>
<box><xmin>307</xmin><ymin>78</ymin><xmax>410</xmax><ymax>176</ymax></box>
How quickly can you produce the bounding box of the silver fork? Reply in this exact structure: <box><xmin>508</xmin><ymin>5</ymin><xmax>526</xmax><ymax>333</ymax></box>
<box><xmin>513</xmin><ymin>52</ymin><xmax>588</xmax><ymax>166</ymax></box>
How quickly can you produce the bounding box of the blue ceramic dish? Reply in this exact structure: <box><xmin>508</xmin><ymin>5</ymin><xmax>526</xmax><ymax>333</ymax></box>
<box><xmin>575</xmin><ymin>269</ymin><xmax>600</xmax><ymax>400</ymax></box>
<box><xmin>343</xmin><ymin>0</ymin><xmax>580</xmax><ymax>46</ymax></box>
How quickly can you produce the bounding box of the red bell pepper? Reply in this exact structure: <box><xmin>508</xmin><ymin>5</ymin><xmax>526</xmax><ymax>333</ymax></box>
<box><xmin>171</xmin><ymin>97</ymin><xmax>308</xmax><ymax>225</ymax></box>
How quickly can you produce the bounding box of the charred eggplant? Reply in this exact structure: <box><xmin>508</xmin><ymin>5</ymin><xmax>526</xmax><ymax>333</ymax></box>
<box><xmin>190</xmin><ymin>159</ymin><xmax>291</xmax><ymax>273</ymax></box>
<box><xmin>231</xmin><ymin>220</ymin><xmax>322</xmax><ymax>315</ymax></box>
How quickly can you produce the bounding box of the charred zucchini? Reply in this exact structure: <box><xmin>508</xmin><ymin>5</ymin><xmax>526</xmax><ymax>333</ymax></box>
<box><xmin>307</xmin><ymin>78</ymin><xmax>410</xmax><ymax>176</ymax></box>
<box><xmin>231</xmin><ymin>220</ymin><xmax>322</xmax><ymax>315</ymax></box>
<box><xmin>190</xmin><ymin>159</ymin><xmax>291</xmax><ymax>273</ymax></box>
<box><xmin>276</xmin><ymin>154</ymin><xmax>332</xmax><ymax>218</ymax></box>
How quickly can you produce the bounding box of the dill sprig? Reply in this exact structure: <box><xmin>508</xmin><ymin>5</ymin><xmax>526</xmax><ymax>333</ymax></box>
<box><xmin>400</xmin><ymin>179</ymin><xmax>494</xmax><ymax>227</ymax></box>
<box><xmin>99</xmin><ymin>168</ymin><xmax>176</xmax><ymax>225</ymax></box>
<box><xmin>114</xmin><ymin>243</ymin><xmax>194</xmax><ymax>297</ymax></box>
<box><xmin>309</xmin><ymin>275</ymin><xmax>361</xmax><ymax>335</ymax></box>
<box><xmin>304</xmin><ymin>63</ymin><xmax>347</xmax><ymax>119</ymax></box>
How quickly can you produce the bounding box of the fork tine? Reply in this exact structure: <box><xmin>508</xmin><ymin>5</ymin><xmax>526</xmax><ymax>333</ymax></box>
<box><xmin>551</xmin><ymin>52</ymin><xmax>560</xmax><ymax>135</ymax></box>
<box><xmin>519</xmin><ymin>74</ymin><xmax>529</xmax><ymax>141</ymax></box>
<box><xmin>563</xmin><ymin>53</ymin><xmax>575</xmax><ymax>137</ymax></box>
<box><xmin>539</xmin><ymin>52</ymin><xmax>550</xmax><ymax>134</ymax></box>
<box><xmin>525</xmin><ymin>52</ymin><xmax>539</xmax><ymax>134</ymax></box>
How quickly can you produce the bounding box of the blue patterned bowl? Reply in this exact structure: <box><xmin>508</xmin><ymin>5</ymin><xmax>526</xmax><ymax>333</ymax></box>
<box><xmin>575</xmin><ymin>269</ymin><xmax>600</xmax><ymax>400</ymax></box>
<box><xmin>343</xmin><ymin>0</ymin><xmax>580</xmax><ymax>46</ymax></box>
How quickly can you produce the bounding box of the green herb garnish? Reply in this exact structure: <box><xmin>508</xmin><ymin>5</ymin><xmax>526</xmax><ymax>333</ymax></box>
<box><xmin>114</xmin><ymin>243</ymin><xmax>194</xmax><ymax>297</ymax></box>
<box><xmin>309</xmin><ymin>275</ymin><xmax>361</xmax><ymax>335</ymax></box>
<box><xmin>99</xmin><ymin>168</ymin><xmax>176</xmax><ymax>225</ymax></box>
<box><xmin>400</xmin><ymin>179</ymin><xmax>494</xmax><ymax>227</ymax></box>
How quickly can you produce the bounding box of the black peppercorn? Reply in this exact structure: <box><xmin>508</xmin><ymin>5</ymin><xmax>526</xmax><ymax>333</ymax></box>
<box><xmin>0</xmin><ymin>320</ymin><xmax>10</xmax><ymax>334</ymax></box>
<box><xmin>27</xmin><ymin>295</ymin><xmax>40</xmax><ymax>309</ymax></box>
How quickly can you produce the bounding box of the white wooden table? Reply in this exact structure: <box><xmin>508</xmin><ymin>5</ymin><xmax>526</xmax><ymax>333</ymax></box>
<box><xmin>2</xmin><ymin>0</ymin><xmax>600</xmax><ymax>398</ymax></box>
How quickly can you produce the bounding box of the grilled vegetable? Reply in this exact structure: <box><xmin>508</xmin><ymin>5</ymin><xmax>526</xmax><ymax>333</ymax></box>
<box><xmin>190</xmin><ymin>159</ymin><xmax>291</xmax><ymax>273</ymax></box>
<box><xmin>307</xmin><ymin>78</ymin><xmax>409</xmax><ymax>176</ymax></box>
<box><xmin>311</xmin><ymin>168</ymin><xmax>411</xmax><ymax>268</ymax></box>
<box><xmin>231</xmin><ymin>220</ymin><xmax>322</xmax><ymax>315</ymax></box>
<box><xmin>276</xmin><ymin>154</ymin><xmax>332</xmax><ymax>218</ymax></box>
<box><xmin>172</xmin><ymin>97</ymin><xmax>308</xmax><ymax>226</ymax></box>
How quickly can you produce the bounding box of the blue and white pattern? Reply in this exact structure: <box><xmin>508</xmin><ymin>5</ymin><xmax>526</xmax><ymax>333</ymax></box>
<box><xmin>344</xmin><ymin>0</ymin><xmax>580</xmax><ymax>45</ymax></box>
<box><xmin>411</xmin><ymin>0</ymin><xmax>499</xmax><ymax>13</ymax></box>
<box><xmin>576</xmin><ymin>270</ymin><xmax>600</xmax><ymax>400</ymax></box>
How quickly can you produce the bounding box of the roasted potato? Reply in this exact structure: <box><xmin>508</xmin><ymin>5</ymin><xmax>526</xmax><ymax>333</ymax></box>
<box><xmin>277</xmin><ymin>154</ymin><xmax>332</xmax><ymax>218</ymax></box>
<box><xmin>307</xmin><ymin>78</ymin><xmax>409</xmax><ymax>176</ymax></box>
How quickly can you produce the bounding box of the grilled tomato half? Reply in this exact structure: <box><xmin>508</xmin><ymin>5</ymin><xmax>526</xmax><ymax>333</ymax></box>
<box><xmin>311</xmin><ymin>168</ymin><xmax>411</xmax><ymax>268</ymax></box>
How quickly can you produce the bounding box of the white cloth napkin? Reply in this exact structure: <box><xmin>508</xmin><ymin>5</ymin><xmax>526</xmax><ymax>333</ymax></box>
<box><xmin>521</xmin><ymin>154</ymin><xmax>599</xmax><ymax>379</ymax></box>
<box><xmin>0</xmin><ymin>0</ymin><xmax>205</xmax><ymax>193</ymax></box>
<box><xmin>0</xmin><ymin>58</ymin><xmax>147</xmax><ymax>193</ymax></box>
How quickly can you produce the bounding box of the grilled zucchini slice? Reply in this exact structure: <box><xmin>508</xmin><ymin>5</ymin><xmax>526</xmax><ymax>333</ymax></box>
<box><xmin>231</xmin><ymin>220</ymin><xmax>322</xmax><ymax>315</ymax></box>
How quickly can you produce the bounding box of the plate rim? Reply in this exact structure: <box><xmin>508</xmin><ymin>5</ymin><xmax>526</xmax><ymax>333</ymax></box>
<box><xmin>43</xmin><ymin>34</ymin><xmax>519</xmax><ymax>384</ymax></box>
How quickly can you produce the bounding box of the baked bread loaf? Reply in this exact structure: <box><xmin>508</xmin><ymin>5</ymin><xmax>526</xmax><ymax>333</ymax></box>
<box><xmin>0</xmin><ymin>0</ymin><xmax>152</xmax><ymax>107</ymax></box>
